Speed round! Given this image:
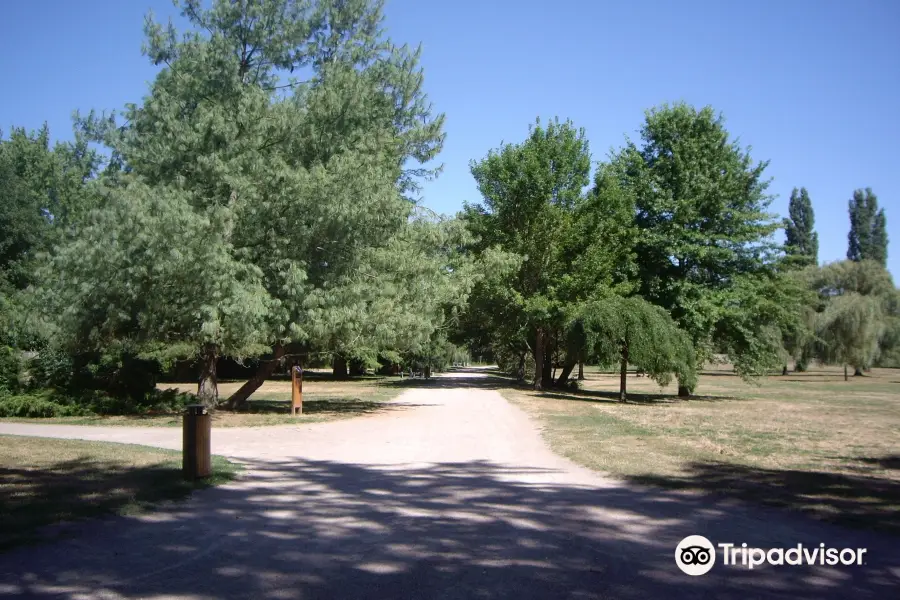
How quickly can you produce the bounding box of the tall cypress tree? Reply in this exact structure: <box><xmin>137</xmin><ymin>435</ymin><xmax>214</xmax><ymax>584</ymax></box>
<box><xmin>783</xmin><ymin>187</ymin><xmax>818</xmax><ymax>267</ymax></box>
<box><xmin>847</xmin><ymin>188</ymin><xmax>888</xmax><ymax>267</ymax></box>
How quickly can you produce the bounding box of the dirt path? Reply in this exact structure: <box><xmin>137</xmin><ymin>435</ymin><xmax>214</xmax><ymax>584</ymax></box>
<box><xmin>0</xmin><ymin>370</ymin><xmax>897</xmax><ymax>599</ymax></box>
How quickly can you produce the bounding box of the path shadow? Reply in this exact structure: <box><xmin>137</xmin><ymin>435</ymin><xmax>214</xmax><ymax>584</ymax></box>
<box><xmin>629</xmin><ymin>461</ymin><xmax>900</xmax><ymax>536</ymax></box>
<box><xmin>384</xmin><ymin>373</ymin><xmax>515</xmax><ymax>391</ymax></box>
<box><xmin>1</xmin><ymin>458</ymin><xmax>896</xmax><ymax>599</ymax></box>
<box><xmin>854</xmin><ymin>455</ymin><xmax>900</xmax><ymax>471</ymax></box>
<box><xmin>537</xmin><ymin>388</ymin><xmax>735</xmax><ymax>405</ymax></box>
<box><xmin>0</xmin><ymin>458</ymin><xmax>230</xmax><ymax>551</ymax></box>
<box><xmin>241</xmin><ymin>398</ymin><xmax>388</xmax><ymax>416</ymax></box>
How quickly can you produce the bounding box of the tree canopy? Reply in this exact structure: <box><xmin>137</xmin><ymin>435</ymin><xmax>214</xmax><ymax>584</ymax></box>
<box><xmin>784</xmin><ymin>187</ymin><xmax>818</xmax><ymax>268</ymax></box>
<box><xmin>847</xmin><ymin>188</ymin><xmax>888</xmax><ymax>267</ymax></box>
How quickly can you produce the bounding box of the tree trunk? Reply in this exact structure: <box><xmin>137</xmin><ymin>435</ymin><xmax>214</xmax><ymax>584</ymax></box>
<box><xmin>332</xmin><ymin>354</ymin><xmax>348</xmax><ymax>378</ymax></box>
<box><xmin>516</xmin><ymin>353</ymin><xmax>526</xmax><ymax>382</ymax></box>
<box><xmin>619</xmin><ymin>347</ymin><xmax>628</xmax><ymax>402</ymax></box>
<box><xmin>844</xmin><ymin>364</ymin><xmax>848</xmax><ymax>381</ymax></box>
<box><xmin>224</xmin><ymin>343</ymin><xmax>285</xmax><ymax>410</ymax></box>
<box><xmin>677</xmin><ymin>379</ymin><xmax>692</xmax><ymax>399</ymax></box>
<box><xmin>853</xmin><ymin>367</ymin><xmax>864</xmax><ymax>377</ymax></box>
<box><xmin>533</xmin><ymin>329</ymin><xmax>545</xmax><ymax>390</ymax></box>
<box><xmin>542</xmin><ymin>350</ymin><xmax>553</xmax><ymax>388</ymax></box>
<box><xmin>197</xmin><ymin>343</ymin><xmax>219</xmax><ymax>408</ymax></box>
<box><xmin>349</xmin><ymin>358</ymin><xmax>366</xmax><ymax>376</ymax></box>
<box><xmin>795</xmin><ymin>360</ymin><xmax>807</xmax><ymax>373</ymax></box>
<box><xmin>577</xmin><ymin>360</ymin><xmax>585</xmax><ymax>380</ymax></box>
<box><xmin>556</xmin><ymin>354</ymin><xmax>577</xmax><ymax>387</ymax></box>
<box><xmin>424</xmin><ymin>364</ymin><xmax>432</xmax><ymax>379</ymax></box>
<box><xmin>782</xmin><ymin>365</ymin><xmax>788</xmax><ymax>376</ymax></box>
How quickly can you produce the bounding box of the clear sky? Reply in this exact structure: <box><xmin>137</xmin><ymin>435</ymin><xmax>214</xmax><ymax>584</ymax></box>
<box><xmin>2</xmin><ymin>0</ymin><xmax>898</xmax><ymax>277</ymax></box>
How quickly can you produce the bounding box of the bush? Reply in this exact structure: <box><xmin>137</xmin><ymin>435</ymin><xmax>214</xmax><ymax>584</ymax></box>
<box><xmin>0</xmin><ymin>346</ymin><xmax>22</xmax><ymax>393</ymax></box>
<box><xmin>27</xmin><ymin>346</ymin><xmax>74</xmax><ymax>390</ymax></box>
<box><xmin>29</xmin><ymin>348</ymin><xmax>161</xmax><ymax>402</ymax></box>
<box><xmin>0</xmin><ymin>392</ymin><xmax>87</xmax><ymax>418</ymax></box>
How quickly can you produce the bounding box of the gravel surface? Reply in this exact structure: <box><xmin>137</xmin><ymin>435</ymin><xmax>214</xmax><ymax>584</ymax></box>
<box><xmin>0</xmin><ymin>369</ymin><xmax>896</xmax><ymax>599</ymax></box>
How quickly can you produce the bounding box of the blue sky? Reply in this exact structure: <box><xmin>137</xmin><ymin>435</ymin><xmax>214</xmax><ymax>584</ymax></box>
<box><xmin>2</xmin><ymin>0</ymin><xmax>898</xmax><ymax>276</ymax></box>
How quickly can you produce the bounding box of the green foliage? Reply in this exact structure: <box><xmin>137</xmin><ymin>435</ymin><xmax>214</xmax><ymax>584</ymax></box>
<box><xmin>783</xmin><ymin>187</ymin><xmax>818</xmax><ymax>268</ymax></box>
<box><xmin>462</xmin><ymin>118</ymin><xmax>601</xmax><ymax>386</ymax></box>
<box><xmin>42</xmin><ymin>181</ymin><xmax>272</xmax><ymax>362</ymax></box>
<box><xmin>0</xmin><ymin>393</ymin><xmax>84</xmax><ymax>418</ymax></box>
<box><xmin>877</xmin><ymin>289</ymin><xmax>900</xmax><ymax>367</ymax></box>
<box><xmin>61</xmin><ymin>0</ymin><xmax>451</xmax><ymax>406</ymax></box>
<box><xmin>619</xmin><ymin>103</ymin><xmax>784</xmax><ymax>390</ymax></box>
<box><xmin>0</xmin><ymin>125</ymin><xmax>102</xmax><ymax>293</ymax></box>
<box><xmin>576</xmin><ymin>296</ymin><xmax>696</xmax><ymax>393</ymax></box>
<box><xmin>0</xmin><ymin>346</ymin><xmax>22</xmax><ymax>393</ymax></box>
<box><xmin>812</xmin><ymin>260</ymin><xmax>897</xmax><ymax>369</ymax></box>
<box><xmin>847</xmin><ymin>188</ymin><xmax>888</xmax><ymax>267</ymax></box>
<box><xmin>808</xmin><ymin>260</ymin><xmax>895</xmax><ymax>371</ymax></box>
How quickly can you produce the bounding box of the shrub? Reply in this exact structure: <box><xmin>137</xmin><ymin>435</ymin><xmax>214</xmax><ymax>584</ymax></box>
<box><xmin>29</xmin><ymin>348</ymin><xmax>161</xmax><ymax>403</ymax></box>
<box><xmin>27</xmin><ymin>346</ymin><xmax>74</xmax><ymax>390</ymax></box>
<box><xmin>0</xmin><ymin>392</ymin><xmax>87</xmax><ymax>418</ymax></box>
<box><xmin>0</xmin><ymin>346</ymin><xmax>22</xmax><ymax>393</ymax></box>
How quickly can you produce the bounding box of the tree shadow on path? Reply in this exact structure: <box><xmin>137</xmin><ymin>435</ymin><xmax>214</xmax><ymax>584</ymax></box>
<box><xmin>1</xmin><ymin>458</ymin><xmax>896</xmax><ymax>599</ymax></box>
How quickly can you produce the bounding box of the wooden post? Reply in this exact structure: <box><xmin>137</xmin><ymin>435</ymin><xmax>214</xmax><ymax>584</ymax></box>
<box><xmin>291</xmin><ymin>365</ymin><xmax>303</xmax><ymax>416</ymax></box>
<box><xmin>183</xmin><ymin>405</ymin><xmax>211</xmax><ymax>480</ymax></box>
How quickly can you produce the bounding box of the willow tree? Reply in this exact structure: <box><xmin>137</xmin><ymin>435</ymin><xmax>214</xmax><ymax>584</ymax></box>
<box><xmin>808</xmin><ymin>259</ymin><xmax>895</xmax><ymax>379</ymax></box>
<box><xmin>619</xmin><ymin>103</ymin><xmax>785</xmax><ymax>396</ymax></box>
<box><xmin>574</xmin><ymin>297</ymin><xmax>695</xmax><ymax>401</ymax></box>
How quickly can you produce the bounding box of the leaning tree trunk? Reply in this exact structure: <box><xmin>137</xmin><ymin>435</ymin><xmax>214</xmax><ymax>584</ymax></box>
<box><xmin>197</xmin><ymin>343</ymin><xmax>219</xmax><ymax>408</ymax></box>
<box><xmin>224</xmin><ymin>343</ymin><xmax>285</xmax><ymax>410</ymax></box>
<box><xmin>533</xmin><ymin>329</ymin><xmax>545</xmax><ymax>391</ymax></box>
<box><xmin>332</xmin><ymin>354</ymin><xmax>348</xmax><ymax>378</ymax></box>
<box><xmin>555</xmin><ymin>354</ymin><xmax>577</xmax><ymax>387</ymax></box>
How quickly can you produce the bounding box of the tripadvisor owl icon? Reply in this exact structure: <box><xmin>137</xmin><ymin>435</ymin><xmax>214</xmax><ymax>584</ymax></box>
<box><xmin>675</xmin><ymin>535</ymin><xmax>716</xmax><ymax>576</ymax></box>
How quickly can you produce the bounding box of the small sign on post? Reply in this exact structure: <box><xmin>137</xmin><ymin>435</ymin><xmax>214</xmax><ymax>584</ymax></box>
<box><xmin>291</xmin><ymin>365</ymin><xmax>303</xmax><ymax>416</ymax></box>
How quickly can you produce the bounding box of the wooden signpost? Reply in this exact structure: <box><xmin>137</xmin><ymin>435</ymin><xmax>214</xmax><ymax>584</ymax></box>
<box><xmin>291</xmin><ymin>364</ymin><xmax>303</xmax><ymax>416</ymax></box>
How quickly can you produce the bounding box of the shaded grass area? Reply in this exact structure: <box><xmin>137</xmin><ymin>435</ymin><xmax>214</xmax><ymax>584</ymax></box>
<box><xmin>502</xmin><ymin>365</ymin><xmax>900</xmax><ymax>535</ymax></box>
<box><xmin>0</xmin><ymin>435</ymin><xmax>238</xmax><ymax>551</ymax></box>
<box><xmin>2</xmin><ymin>376</ymin><xmax>403</xmax><ymax>427</ymax></box>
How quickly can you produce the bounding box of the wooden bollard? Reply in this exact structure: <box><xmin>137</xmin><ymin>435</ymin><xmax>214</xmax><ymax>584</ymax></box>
<box><xmin>183</xmin><ymin>404</ymin><xmax>211</xmax><ymax>480</ymax></box>
<box><xmin>291</xmin><ymin>365</ymin><xmax>303</xmax><ymax>416</ymax></box>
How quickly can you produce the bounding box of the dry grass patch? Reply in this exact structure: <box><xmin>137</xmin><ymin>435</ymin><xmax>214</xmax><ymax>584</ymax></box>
<box><xmin>504</xmin><ymin>365</ymin><xmax>900</xmax><ymax>534</ymax></box>
<box><xmin>0</xmin><ymin>435</ymin><xmax>238</xmax><ymax>550</ymax></box>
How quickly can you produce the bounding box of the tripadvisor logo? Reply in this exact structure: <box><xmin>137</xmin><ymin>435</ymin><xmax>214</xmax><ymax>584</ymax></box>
<box><xmin>675</xmin><ymin>535</ymin><xmax>716</xmax><ymax>576</ymax></box>
<box><xmin>675</xmin><ymin>536</ymin><xmax>868</xmax><ymax>575</ymax></box>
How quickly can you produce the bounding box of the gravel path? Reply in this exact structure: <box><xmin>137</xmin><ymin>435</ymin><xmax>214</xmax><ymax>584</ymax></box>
<box><xmin>0</xmin><ymin>370</ymin><xmax>897</xmax><ymax>599</ymax></box>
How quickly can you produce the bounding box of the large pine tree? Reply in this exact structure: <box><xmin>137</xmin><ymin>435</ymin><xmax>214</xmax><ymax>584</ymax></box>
<box><xmin>49</xmin><ymin>0</ymin><xmax>451</xmax><ymax>407</ymax></box>
<box><xmin>847</xmin><ymin>188</ymin><xmax>888</xmax><ymax>267</ymax></box>
<box><xmin>784</xmin><ymin>187</ymin><xmax>818</xmax><ymax>267</ymax></box>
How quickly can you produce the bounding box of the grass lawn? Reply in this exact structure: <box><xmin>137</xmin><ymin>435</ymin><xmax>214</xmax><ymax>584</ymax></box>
<box><xmin>0</xmin><ymin>435</ymin><xmax>238</xmax><ymax>551</ymax></box>
<box><xmin>3</xmin><ymin>374</ymin><xmax>403</xmax><ymax>427</ymax></box>
<box><xmin>503</xmin><ymin>364</ymin><xmax>900</xmax><ymax>534</ymax></box>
